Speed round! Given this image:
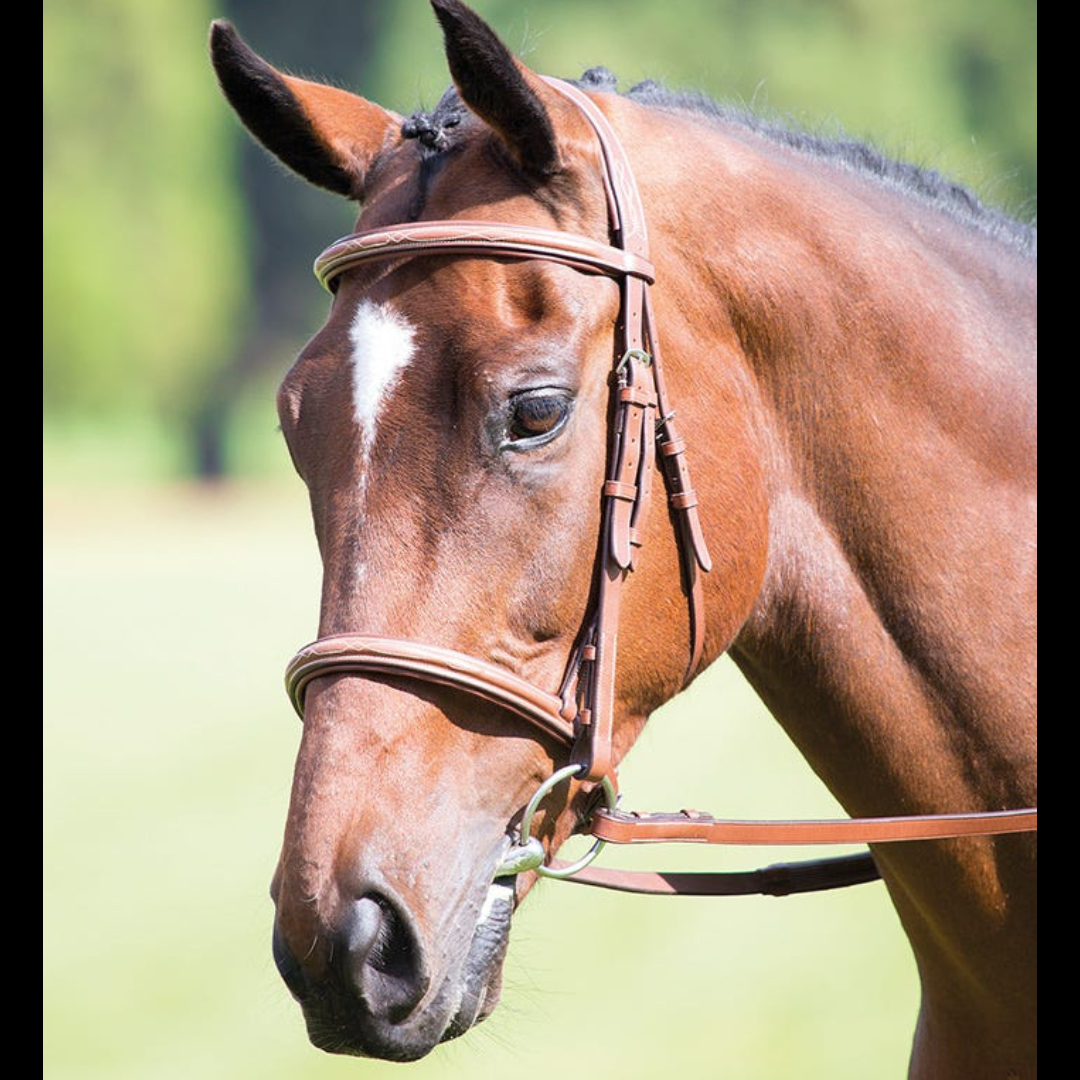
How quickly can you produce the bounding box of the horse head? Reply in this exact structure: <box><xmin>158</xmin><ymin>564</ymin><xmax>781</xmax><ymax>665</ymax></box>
<box><xmin>212</xmin><ymin>0</ymin><xmax>767</xmax><ymax>1059</ymax></box>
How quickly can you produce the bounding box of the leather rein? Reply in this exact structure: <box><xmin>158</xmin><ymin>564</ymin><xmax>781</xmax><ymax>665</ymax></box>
<box><xmin>283</xmin><ymin>78</ymin><xmax>1037</xmax><ymax>898</ymax></box>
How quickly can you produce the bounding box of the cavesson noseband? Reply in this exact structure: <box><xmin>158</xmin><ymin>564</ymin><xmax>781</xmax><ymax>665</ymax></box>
<box><xmin>284</xmin><ymin>78</ymin><xmax>1037</xmax><ymax>897</ymax></box>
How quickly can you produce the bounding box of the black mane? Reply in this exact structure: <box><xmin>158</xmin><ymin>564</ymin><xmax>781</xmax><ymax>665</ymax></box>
<box><xmin>403</xmin><ymin>69</ymin><xmax>1036</xmax><ymax>258</ymax></box>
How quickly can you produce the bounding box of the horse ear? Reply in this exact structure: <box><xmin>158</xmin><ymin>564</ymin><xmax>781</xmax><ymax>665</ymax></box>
<box><xmin>209</xmin><ymin>20</ymin><xmax>401</xmax><ymax>199</ymax></box>
<box><xmin>430</xmin><ymin>0</ymin><xmax>585</xmax><ymax>177</ymax></box>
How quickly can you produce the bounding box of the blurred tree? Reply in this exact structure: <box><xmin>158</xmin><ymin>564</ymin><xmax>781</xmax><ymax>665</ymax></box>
<box><xmin>43</xmin><ymin>0</ymin><xmax>246</xmax><ymax>446</ymax></box>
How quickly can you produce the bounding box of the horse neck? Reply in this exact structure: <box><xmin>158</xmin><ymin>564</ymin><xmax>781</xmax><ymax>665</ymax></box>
<box><xmin>639</xmin><ymin>113</ymin><xmax>1037</xmax><ymax>824</ymax></box>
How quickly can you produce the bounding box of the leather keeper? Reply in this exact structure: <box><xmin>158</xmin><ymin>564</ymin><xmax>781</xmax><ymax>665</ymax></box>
<box><xmin>618</xmin><ymin>385</ymin><xmax>658</xmax><ymax>407</ymax></box>
<box><xmin>604</xmin><ymin>479</ymin><xmax>640</xmax><ymax>501</ymax></box>
<box><xmin>660</xmin><ymin>436</ymin><xmax>687</xmax><ymax>457</ymax></box>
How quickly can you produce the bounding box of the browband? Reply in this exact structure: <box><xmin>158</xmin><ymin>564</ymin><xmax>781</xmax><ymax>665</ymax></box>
<box><xmin>315</xmin><ymin>221</ymin><xmax>655</xmax><ymax>291</ymax></box>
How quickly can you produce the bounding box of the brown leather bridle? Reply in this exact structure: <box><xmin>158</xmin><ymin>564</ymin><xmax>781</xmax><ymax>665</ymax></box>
<box><xmin>283</xmin><ymin>78</ymin><xmax>1037</xmax><ymax>897</ymax></box>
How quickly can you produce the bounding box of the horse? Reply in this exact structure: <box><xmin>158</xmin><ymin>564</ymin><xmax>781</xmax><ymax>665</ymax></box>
<box><xmin>210</xmin><ymin>2</ymin><xmax>1036</xmax><ymax>1075</ymax></box>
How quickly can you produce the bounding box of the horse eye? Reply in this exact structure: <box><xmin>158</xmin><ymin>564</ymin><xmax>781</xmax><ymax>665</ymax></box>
<box><xmin>506</xmin><ymin>391</ymin><xmax>572</xmax><ymax>444</ymax></box>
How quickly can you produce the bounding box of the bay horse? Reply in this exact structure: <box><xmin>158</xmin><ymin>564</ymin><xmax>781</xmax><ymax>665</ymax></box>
<box><xmin>210</xmin><ymin>2</ymin><xmax>1036</xmax><ymax>1075</ymax></box>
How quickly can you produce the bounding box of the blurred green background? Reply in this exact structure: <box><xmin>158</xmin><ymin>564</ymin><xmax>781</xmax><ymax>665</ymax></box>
<box><xmin>43</xmin><ymin>1</ymin><xmax>1034</xmax><ymax>1077</ymax></box>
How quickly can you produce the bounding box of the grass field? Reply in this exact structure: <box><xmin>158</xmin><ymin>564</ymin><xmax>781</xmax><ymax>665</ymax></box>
<box><xmin>44</xmin><ymin>480</ymin><xmax>918</xmax><ymax>1080</ymax></box>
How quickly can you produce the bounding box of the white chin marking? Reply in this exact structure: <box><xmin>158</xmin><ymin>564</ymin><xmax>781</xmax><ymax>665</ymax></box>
<box><xmin>479</xmin><ymin>880</ymin><xmax>515</xmax><ymax>925</ymax></box>
<box><xmin>349</xmin><ymin>299</ymin><xmax>417</xmax><ymax>469</ymax></box>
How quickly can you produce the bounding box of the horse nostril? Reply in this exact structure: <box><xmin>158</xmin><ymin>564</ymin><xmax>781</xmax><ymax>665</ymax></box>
<box><xmin>339</xmin><ymin>893</ymin><xmax>429</xmax><ymax>1022</ymax></box>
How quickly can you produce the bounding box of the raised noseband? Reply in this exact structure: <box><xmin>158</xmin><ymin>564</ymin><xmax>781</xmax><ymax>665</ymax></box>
<box><xmin>285</xmin><ymin>634</ymin><xmax>579</xmax><ymax>751</ymax></box>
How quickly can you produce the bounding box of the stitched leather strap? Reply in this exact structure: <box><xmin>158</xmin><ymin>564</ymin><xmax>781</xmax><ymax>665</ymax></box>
<box><xmin>590</xmin><ymin>806</ymin><xmax>1039</xmax><ymax>846</ymax></box>
<box><xmin>286</xmin><ymin>634</ymin><xmax>577</xmax><ymax>748</ymax></box>
<box><xmin>545</xmin><ymin>77</ymin><xmax>710</xmax><ymax>779</ymax></box>
<box><xmin>315</xmin><ymin>221</ymin><xmax>655</xmax><ymax>291</ymax></box>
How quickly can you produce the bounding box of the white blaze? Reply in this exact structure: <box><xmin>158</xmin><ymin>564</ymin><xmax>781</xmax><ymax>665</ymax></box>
<box><xmin>349</xmin><ymin>299</ymin><xmax>417</xmax><ymax>472</ymax></box>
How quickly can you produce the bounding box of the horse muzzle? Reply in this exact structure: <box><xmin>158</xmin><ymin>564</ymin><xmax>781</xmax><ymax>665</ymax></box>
<box><xmin>271</xmin><ymin>873</ymin><xmax>515</xmax><ymax>1060</ymax></box>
